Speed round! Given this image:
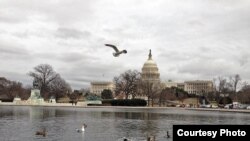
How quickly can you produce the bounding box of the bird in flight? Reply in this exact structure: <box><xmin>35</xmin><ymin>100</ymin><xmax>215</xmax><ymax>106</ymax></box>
<box><xmin>105</xmin><ymin>44</ymin><xmax>127</xmax><ymax>57</ymax></box>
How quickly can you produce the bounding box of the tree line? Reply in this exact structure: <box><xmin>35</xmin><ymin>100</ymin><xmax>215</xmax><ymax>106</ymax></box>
<box><xmin>1</xmin><ymin>65</ymin><xmax>250</xmax><ymax>105</ymax></box>
<box><xmin>113</xmin><ymin>70</ymin><xmax>188</xmax><ymax>106</ymax></box>
<box><xmin>113</xmin><ymin>70</ymin><xmax>250</xmax><ymax>105</ymax></box>
<box><xmin>211</xmin><ymin>75</ymin><xmax>250</xmax><ymax>104</ymax></box>
<box><xmin>0</xmin><ymin>77</ymin><xmax>30</xmax><ymax>101</ymax></box>
<box><xmin>0</xmin><ymin>64</ymin><xmax>72</xmax><ymax>101</ymax></box>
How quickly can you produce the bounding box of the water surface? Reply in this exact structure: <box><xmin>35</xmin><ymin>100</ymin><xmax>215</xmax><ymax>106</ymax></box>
<box><xmin>0</xmin><ymin>106</ymin><xmax>249</xmax><ymax>141</ymax></box>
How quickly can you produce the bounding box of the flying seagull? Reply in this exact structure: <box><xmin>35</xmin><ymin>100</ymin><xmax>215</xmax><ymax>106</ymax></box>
<box><xmin>105</xmin><ymin>44</ymin><xmax>127</xmax><ymax>57</ymax></box>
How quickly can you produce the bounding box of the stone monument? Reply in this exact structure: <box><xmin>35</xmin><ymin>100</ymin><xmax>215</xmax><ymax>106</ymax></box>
<box><xmin>49</xmin><ymin>96</ymin><xmax>56</xmax><ymax>104</ymax></box>
<box><xmin>13</xmin><ymin>95</ymin><xmax>21</xmax><ymax>104</ymax></box>
<box><xmin>28</xmin><ymin>79</ymin><xmax>44</xmax><ymax>105</ymax></box>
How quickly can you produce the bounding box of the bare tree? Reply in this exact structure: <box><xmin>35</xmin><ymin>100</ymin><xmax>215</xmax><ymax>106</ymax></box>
<box><xmin>79</xmin><ymin>88</ymin><xmax>90</xmax><ymax>96</ymax></box>
<box><xmin>137</xmin><ymin>80</ymin><xmax>153</xmax><ymax>106</ymax></box>
<box><xmin>0</xmin><ymin>77</ymin><xmax>27</xmax><ymax>100</ymax></box>
<box><xmin>22</xmin><ymin>85</ymin><xmax>32</xmax><ymax>100</ymax></box>
<box><xmin>238</xmin><ymin>84</ymin><xmax>250</xmax><ymax>104</ymax></box>
<box><xmin>218</xmin><ymin>76</ymin><xmax>227</xmax><ymax>94</ymax></box>
<box><xmin>137</xmin><ymin>80</ymin><xmax>162</xmax><ymax>107</ymax></box>
<box><xmin>230</xmin><ymin>74</ymin><xmax>241</xmax><ymax>101</ymax></box>
<box><xmin>213</xmin><ymin>75</ymin><xmax>243</xmax><ymax>105</ymax></box>
<box><xmin>175</xmin><ymin>87</ymin><xmax>188</xmax><ymax>104</ymax></box>
<box><xmin>158</xmin><ymin>87</ymin><xmax>188</xmax><ymax>106</ymax></box>
<box><xmin>28</xmin><ymin>64</ymin><xmax>59</xmax><ymax>98</ymax></box>
<box><xmin>0</xmin><ymin>77</ymin><xmax>10</xmax><ymax>97</ymax></box>
<box><xmin>212</xmin><ymin>78</ymin><xmax>219</xmax><ymax>100</ymax></box>
<box><xmin>235</xmin><ymin>82</ymin><xmax>249</xmax><ymax>103</ymax></box>
<box><xmin>49</xmin><ymin>75</ymin><xmax>72</xmax><ymax>100</ymax></box>
<box><xmin>159</xmin><ymin>87</ymin><xmax>175</xmax><ymax>106</ymax></box>
<box><xmin>214</xmin><ymin>76</ymin><xmax>231</xmax><ymax>105</ymax></box>
<box><xmin>7</xmin><ymin>81</ymin><xmax>23</xmax><ymax>98</ymax></box>
<box><xmin>113</xmin><ymin>70</ymin><xmax>140</xmax><ymax>99</ymax></box>
<box><xmin>68</xmin><ymin>90</ymin><xmax>80</xmax><ymax>104</ymax></box>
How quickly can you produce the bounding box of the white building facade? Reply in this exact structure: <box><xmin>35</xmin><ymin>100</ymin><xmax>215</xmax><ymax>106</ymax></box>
<box><xmin>90</xmin><ymin>81</ymin><xmax>115</xmax><ymax>96</ymax></box>
<box><xmin>184</xmin><ymin>80</ymin><xmax>213</xmax><ymax>95</ymax></box>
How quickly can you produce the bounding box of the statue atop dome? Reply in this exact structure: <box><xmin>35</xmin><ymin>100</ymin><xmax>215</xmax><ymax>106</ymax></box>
<box><xmin>148</xmin><ymin>49</ymin><xmax>152</xmax><ymax>60</ymax></box>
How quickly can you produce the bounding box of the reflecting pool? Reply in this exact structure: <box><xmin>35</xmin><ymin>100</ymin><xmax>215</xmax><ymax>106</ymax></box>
<box><xmin>0</xmin><ymin>106</ymin><xmax>249</xmax><ymax>141</ymax></box>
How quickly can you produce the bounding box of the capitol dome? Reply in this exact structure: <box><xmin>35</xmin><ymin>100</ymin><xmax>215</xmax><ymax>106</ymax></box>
<box><xmin>141</xmin><ymin>49</ymin><xmax>160</xmax><ymax>83</ymax></box>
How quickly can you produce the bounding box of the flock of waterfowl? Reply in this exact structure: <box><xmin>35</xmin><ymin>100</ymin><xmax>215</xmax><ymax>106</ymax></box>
<box><xmin>35</xmin><ymin>124</ymin><xmax>170</xmax><ymax>141</ymax></box>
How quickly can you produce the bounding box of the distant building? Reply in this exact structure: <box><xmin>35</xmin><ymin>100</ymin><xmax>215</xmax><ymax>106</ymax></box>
<box><xmin>90</xmin><ymin>81</ymin><xmax>114</xmax><ymax>96</ymax></box>
<box><xmin>184</xmin><ymin>80</ymin><xmax>213</xmax><ymax>95</ymax></box>
<box><xmin>141</xmin><ymin>49</ymin><xmax>160</xmax><ymax>84</ymax></box>
<box><xmin>138</xmin><ymin>49</ymin><xmax>161</xmax><ymax>101</ymax></box>
<box><xmin>177</xmin><ymin>83</ymin><xmax>185</xmax><ymax>90</ymax></box>
<box><xmin>163</xmin><ymin>81</ymin><xmax>185</xmax><ymax>90</ymax></box>
<box><xmin>163</xmin><ymin>81</ymin><xmax>178</xmax><ymax>88</ymax></box>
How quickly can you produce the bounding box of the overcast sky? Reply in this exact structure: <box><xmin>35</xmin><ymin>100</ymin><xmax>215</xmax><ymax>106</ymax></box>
<box><xmin>1</xmin><ymin>0</ymin><xmax>250</xmax><ymax>89</ymax></box>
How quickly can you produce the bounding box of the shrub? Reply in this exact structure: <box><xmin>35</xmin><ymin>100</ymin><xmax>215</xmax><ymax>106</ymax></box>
<box><xmin>102</xmin><ymin>99</ymin><xmax>113</xmax><ymax>106</ymax></box>
<box><xmin>101</xmin><ymin>89</ymin><xmax>113</xmax><ymax>99</ymax></box>
<box><xmin>219</xmin><ymin>97</ymin><xmax>232</xmax><ymax>105</ymax></box>
<box><xmin>108</xmin><ymin>99</ymin><xmax>147</xmax><ymax>106</ymax></box>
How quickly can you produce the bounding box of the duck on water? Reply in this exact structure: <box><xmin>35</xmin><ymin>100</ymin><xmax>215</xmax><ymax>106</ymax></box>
<box><xmin>76</xmin><ymin>123</ymin><xmax>87</xmax><ymax>133</ymax></box>
<box><xmin>35</xmin><ymin>128</ymin><xmax>46</xmax><ymax>137</ymax></box>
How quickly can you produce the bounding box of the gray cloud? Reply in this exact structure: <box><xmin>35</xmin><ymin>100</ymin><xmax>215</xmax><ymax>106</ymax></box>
<box><xmin>0</xmin><ymin>41</ymin><xmax>29</xmax><ymax>58</ymax></box>
<box><xmin>0</xmin><ymin>46</ymin><xmax>27</xmax><ymax>55</ymax></box>
<box><xmin>1</xmin><ymin>0</ymin><xmax>250</xmax><ymax>89</ymax></box>
<box><xmin>55</xmin><ymin>28</ymin><xmax>91</xmax><ymax>39</ymax></box>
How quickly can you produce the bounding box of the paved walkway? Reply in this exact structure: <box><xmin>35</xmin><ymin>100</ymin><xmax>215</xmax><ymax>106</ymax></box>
<box><xmin>186</xmin><ymin>107</ymin><xmax>250</xmax><ymax>113</ymax></box>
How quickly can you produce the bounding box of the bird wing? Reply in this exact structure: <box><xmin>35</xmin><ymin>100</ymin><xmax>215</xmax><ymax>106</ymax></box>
<box><xmin>105</xmin><ymin>44</ymin><xmax>119</xmax><ymax>52</ymax></box>
<box><xmin>122</xmin><ymin>50</ymin><xmax>127</xmax><ymax>53</ymax></box>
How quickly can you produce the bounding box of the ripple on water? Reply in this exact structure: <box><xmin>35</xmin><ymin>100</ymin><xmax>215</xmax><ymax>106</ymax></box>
<box><xmin>1</xmin><ymin>106</ymin><xmax>250</xmax><ymax>141</ymax></box>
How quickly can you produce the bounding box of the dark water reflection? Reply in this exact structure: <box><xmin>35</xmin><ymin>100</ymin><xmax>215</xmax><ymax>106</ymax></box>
<box><xmin>0</xmin><ymin>106</ymin><xmax>250</xmax><ymax>141</ymax></box>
